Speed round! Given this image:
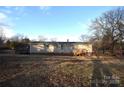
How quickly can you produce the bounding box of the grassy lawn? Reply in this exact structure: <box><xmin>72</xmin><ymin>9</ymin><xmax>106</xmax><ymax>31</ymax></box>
<box><xmin>0</xmin><ymin>55</ymin><xmax>124</xmax><ymax>87</ymax></box>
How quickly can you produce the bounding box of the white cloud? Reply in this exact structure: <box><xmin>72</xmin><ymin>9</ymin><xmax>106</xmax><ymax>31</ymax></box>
<box><xmin>39</xmin><ymin>6</ymin><xmax>51</xmax><ymax>10</ymax></box>
<box><xmin>4</xmin><ymin>10</ymin><xmax>12</xmax><ymax>14</ymax></box>
<box><xmin>0</xmin><ymin>7</ymin><xmax>12</xmax><ymax>14</ymax></box>
<box><xmin>0</xmin><ymin>12</ymin><xmax>15</xmax><ymax>38</ymax></box>
<box><xmin>39</xmin><ymin>6</ymin><xmax>51</xmax><ymax>15</ymax></box>
<box><xmin>0</xmin><ymin>12</ymin><xmax>7</xmax><ymax>20</ymax></box>
<box><xmin>14</xmin><ymin>7</ymin><xmax>25</xmax><ymax>14</ymax></box>
<box><xmin>1</xmin><ymin>7</ymin><xmax>27</xmax><ymax>17</ymax></box>
<box><xmin>0</xmin><ymin>7</ymin><xmax>26</xmax><ymax>38</ymax></box>
<box><xmin>0</xmin><ymin>26</ymin><xmax>15</xmax><ymax>38</ymax></box>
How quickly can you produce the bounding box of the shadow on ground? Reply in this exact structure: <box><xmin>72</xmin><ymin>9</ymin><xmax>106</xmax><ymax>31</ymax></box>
<box><xmin>91</xmin><ymin>59</ymin><xmax>120</xmax><ymax>87</ymax></box>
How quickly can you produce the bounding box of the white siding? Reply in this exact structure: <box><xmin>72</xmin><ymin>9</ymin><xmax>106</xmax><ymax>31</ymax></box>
<box><xmin>30</xmin><ymin>42</ymin><xmax>92</xmax><ymax>54</ymax></box>
<box><xmin>30</xmin><ymin>43</ymin><xmax>46</xmax><ymax>53</ymax></box>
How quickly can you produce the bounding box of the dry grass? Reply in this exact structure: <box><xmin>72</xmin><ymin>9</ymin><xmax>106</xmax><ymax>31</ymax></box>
<box><xmin>0</xmin><ymin>54</ymin><xmax>124</xmax><ymax>87</ymax></box>
<box><xmin>102</xmin><ymin>58</ymin><xmax>124</xmax><ymax>86</ymax></box>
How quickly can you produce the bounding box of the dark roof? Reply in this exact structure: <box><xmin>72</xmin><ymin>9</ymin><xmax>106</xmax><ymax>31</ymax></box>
<box><xmin>30</xmin><ymin>41</ymin><xmax>91</xmax><ymax>44</ymax></box>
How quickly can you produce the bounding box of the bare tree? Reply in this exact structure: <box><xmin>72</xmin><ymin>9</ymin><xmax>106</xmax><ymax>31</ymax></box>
<box><xmin>38</xmin><ymin>35</ymin><xmax>47</xmax><ymax>42</ymax></box>
<box><xmin>10</xmin><ymin>34</ymin><xmax>24</xmax><ymax>42</ymax></box>
<box><xmin>0</xmin><ymin>27</ymin><xmax>5</xmax><ymax>47</ymax></box>
<box><xmin>50</xmin><ymin>38</ymin><xmax>57</xmax><ymax>42</ymax></box>
<box><xmin>80</xmin><ymin>34</ymin><xmax>90</xmax><ymax>42</ymax></box>
<box><xmin>21</xmin><ymin>37</ymin><xmax>30</xmax><ymax>43</ymax></box>
<box><xmin>90</xmin><ymin>7</ymin><xmax>124</xmax><ymax>56</ymax></box>
<box><xmin>10</xmin><ymin>34</ymin><xmax>27</xmax><ymax>49</ymax></box>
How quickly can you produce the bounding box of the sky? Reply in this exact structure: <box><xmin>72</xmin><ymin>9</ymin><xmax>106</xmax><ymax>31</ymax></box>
<box><xmin>0</xmin><ymin>6</ymin><xmax>117</xmax><ymax>41</ymax></box>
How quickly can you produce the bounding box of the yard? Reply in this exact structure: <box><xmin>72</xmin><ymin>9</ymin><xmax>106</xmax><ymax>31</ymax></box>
<box><xmin>0</xmin><ymin>54</ymin><xmax>124</xmax><ymax>87</ymax></box>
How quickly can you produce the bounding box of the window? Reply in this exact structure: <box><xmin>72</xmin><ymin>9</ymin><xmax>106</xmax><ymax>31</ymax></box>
<box><xmin>61</xmin><ymin>44</ymin><xmax>64</xmax><ymax>50</ymax></box>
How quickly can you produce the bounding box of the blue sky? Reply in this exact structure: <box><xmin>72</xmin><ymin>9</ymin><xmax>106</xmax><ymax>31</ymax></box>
<box><xmin>0</xmin><ymin>6</ymin><xmax>117</xmax><ymax>41</ymax></box>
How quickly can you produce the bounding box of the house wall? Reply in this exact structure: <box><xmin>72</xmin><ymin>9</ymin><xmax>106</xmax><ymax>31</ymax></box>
<box><xmin>73</xmin><ymin>44</ymin><xmax>92</xmax><ymax>53</ymax></box>
<box><xmin>30</xmin><ymin>42</ymin><xmax>92</xmax><ymax>54</ymax></box>
<box><xmin>30</xmin><ymin>43</ymin><xmax>46</xmax><ymax>53</ymax></box>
